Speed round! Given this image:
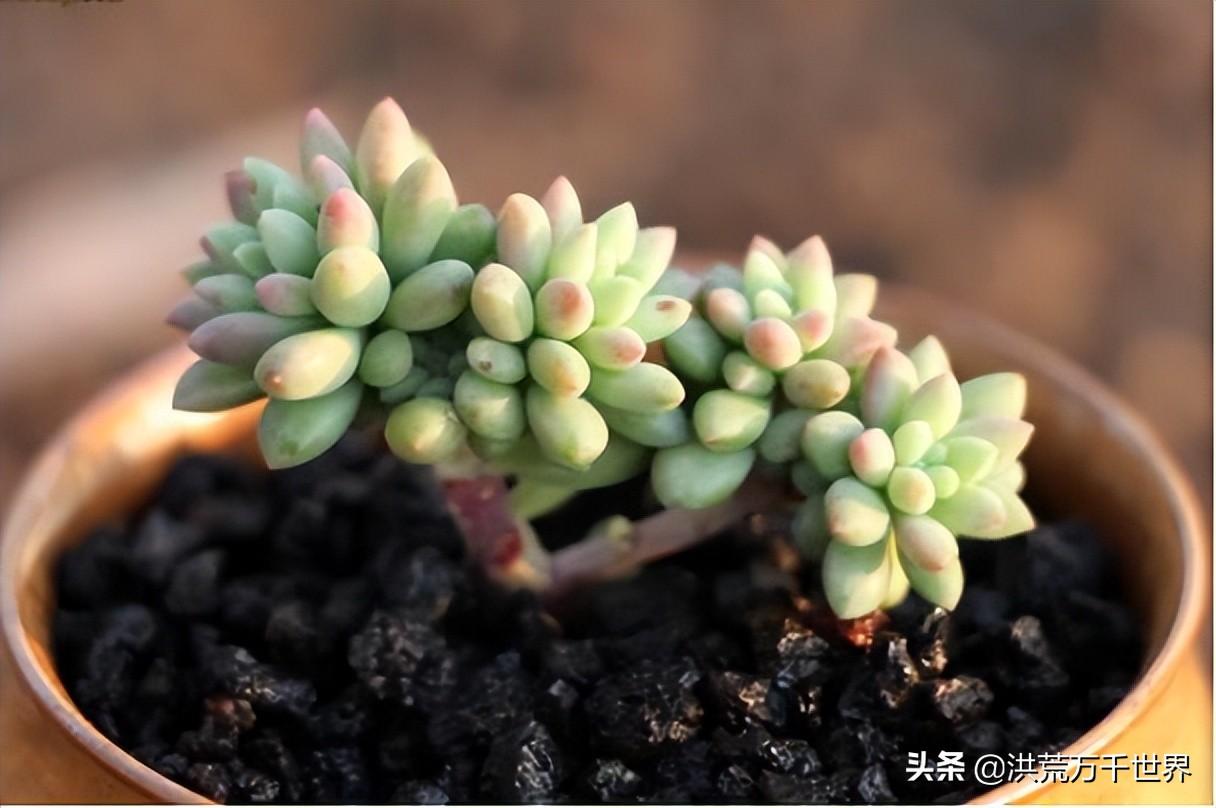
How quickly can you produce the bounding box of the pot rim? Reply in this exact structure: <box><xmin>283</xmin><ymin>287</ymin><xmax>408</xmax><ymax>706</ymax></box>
<box><xmin>1</xmin><ymin>286</ymin><xmax>1207</xmax><ymax>805</ymax></box>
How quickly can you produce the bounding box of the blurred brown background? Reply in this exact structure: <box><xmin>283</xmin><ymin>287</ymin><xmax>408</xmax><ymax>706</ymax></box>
<box><xmin>0</xmin><ymin>0</ymin><xmax>1210</xmax><ymax>510</ymax></box>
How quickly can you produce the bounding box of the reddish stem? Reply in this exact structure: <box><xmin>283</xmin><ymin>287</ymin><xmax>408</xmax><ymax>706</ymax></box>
<box><xmin>545</xmin><ymin>477</ymin><xmax>786</xmax><ymax>598</ymax></box>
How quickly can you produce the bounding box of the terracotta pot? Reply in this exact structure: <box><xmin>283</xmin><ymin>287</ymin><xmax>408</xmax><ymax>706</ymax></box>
<box><xmin>1</xmin><ymin>284</ymin><xmax>1208</xmax><ymax>803</ymax></box>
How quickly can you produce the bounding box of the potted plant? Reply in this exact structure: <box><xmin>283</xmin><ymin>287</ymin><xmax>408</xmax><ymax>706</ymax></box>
<box><xmin>1</xmin><ymin>99</ymin><xmax>1206</xmax><ymax>804</ymax></box>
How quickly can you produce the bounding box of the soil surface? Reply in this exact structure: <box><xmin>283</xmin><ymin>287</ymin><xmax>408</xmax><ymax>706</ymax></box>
<box><xmin>53</xmin><ymin>435</ymin><xmax>1142</xmax><ymax>804</ymax></box>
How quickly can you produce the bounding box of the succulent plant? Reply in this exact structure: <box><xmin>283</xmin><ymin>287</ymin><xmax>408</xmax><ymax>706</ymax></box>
<box><xmin>172</xmin><ymin>99</ymin><xmax>497</xmax><ymax>469</ymax></box>
<box><xmin>172</xmin><ymin>99</ymin><xmax>685</xmax><ymax>477</ymax></box>
<box><xmin>453</xmin><ymin>176</ymin><xmax>688</xmax><ymax>476</ymax></box>
<box><xmin>791</xmin><ymin>346</ymin><xmax>1034</xmax><ymax>617</ymax></box>
<box><xmin>169</xmin><ymin>98</ymin><xmax>1036</xmax><ymax>620</ymax></box>
<box><xmin>649</xmin><ymin>236</ymin><xmax>895</xmax><ymax>510</ymax></box>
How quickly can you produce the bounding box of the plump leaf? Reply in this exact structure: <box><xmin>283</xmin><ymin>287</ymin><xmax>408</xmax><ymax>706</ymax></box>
<box><xmin>652</xmin><ymin>444</ymin><xmax>755</xmax><ymax>509</ymax></box>
<box><xmin>173</xmin><ymin>360</ymin><xmax>264</xmax><ymax>412</ymax></box>
<box><xmin>385</xmin><ymin>397</ymin><xmax>468</xmax><ymax>463</ymax></box>
<box><xmin>693</xmin><ymin>389</ymin><xmax>771</xmax><ymax>453</ymax></box>
<box><xmin>824</xmin><ymin>477</ymin><xmax>891</xmax><ymax>546</ymax></box>
<box><xmin>822</xmin><ymin>538</ymin><xmax>890</xmax><ymax>619</ymax></box>
<box><xmin>259</xmin><ymin>380</ymin><xmax>363</xmax><ymax>468</ymax></box>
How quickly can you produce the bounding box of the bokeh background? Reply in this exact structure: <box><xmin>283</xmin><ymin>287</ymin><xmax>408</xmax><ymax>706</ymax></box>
<box><xmin>0</xmin><ymin>0</ymin><xmax>1210</xmax><ymax>513</ymax></box>
<box><xmin>0</xmin><ymin>0</ymin><xmax>1211</xmax><ymax>800</ymax></box>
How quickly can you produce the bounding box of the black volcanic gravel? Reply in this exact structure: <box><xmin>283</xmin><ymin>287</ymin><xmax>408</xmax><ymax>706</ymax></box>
<box><xmin>53</xmin><ymin>435</ymin><xmax>1142</xmax><ymax>804</ymax></box>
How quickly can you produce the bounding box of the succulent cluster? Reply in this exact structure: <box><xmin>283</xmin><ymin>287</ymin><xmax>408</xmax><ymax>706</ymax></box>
<box><xmin>170</xmin><ymin>98</ymin><xmax>1035</xmax><ymax>618</ymax></box>
<box><xmin>172</xmin><ymin>99</ymin><xmax>689</xmax><ymax>485</ymax></box>
<box><xmin>788</xmin><ymin>352</ymin><xmax>1033</xmax><ymax>617</ymax></box>
<box><xmin>646</xmin><ymin>237</ymin><xmax>896</xmax><ymax>510</ymax></box>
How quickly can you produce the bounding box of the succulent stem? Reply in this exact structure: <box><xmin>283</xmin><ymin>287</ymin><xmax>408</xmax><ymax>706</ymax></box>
<box><xmin>546</xmin><ymin>477</ymin><xmax>785</xmax><ymax>598</ymax></box>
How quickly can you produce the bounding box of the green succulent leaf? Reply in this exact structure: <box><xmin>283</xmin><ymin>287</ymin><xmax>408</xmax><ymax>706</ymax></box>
<box><xmin>454</xmin><ymin>370</ymin><xmax>526</xmax><ymax>442</ymax></box>
<box><xmin>587</xmin><ymin>363</ymin><xmax>685</xmax><ymax>414</ymax></box>
<box><xmin>257</xmin><ymin>209</ymin><xmax>319</xmax><ymax>276</ymax></box>
<box><xmin>897</xmin><ymin>547</ymin><xmax>964</xmax><ymax>610</ymax></box>
<box><xmin>801</xmin><ymin>410</ymin><xmax>864</xmax><ymax>480</ymax></box>
<box><xmin>783</xmin><ymin>359</ymin><xmax>850</xmax><ymax>410</ymax></box>
<box><xmin>382</xmin><ymin>259</ymin><xmax>474</xmax><ymax>332</ymax></box>
<box><xmin>758</xmin><ymin>408</ymin><xmax>812</xmax><ymax>464</ymax></box>
<box><xmin>188</xmin><ymin>312</ymin><xmax>322</xmax><ymax>368</ymax></box>
<box><xmin>723</xmin><ymin>351</ymin><xmax>777</xmax><ymax>398</ymax></box>
<box><xmin>173</xmin><ymin>360</ymin><xmax>264</xmax><ymax>412</ymax></box>
<box><xmin>497</xmin><ymin>193</ymin><xmax>552</xmax><ymax>291</ymax></box>
<box><xmin>624</xmin><ymin>294</ymin><xmax>692</xmax><ymax>343</ymax></box>
<box><xmin>665</xmin><ymin>317</ymin><xmax>728</xmax><ymax>384</ymax></box>
<box><xmin>960</xmin><ymin>372</ymin><xmax>1028</xmax><ymax>420</ymax></box>
<box><xmin>693</xmin><ymin>389</ymin><xmax>771</xmax><ymax>453</ymax></box>
<box><xmin>822</xmin><ymin>538</ymin><xmax>890</xmax><ymax>619</ymax></box>
<box><xmin>823</xmin><ymin>477</ymin><xmax>890</xmax><ymax>546</ymax></box>
<box><xmin>908</xmin><ymin>336</ymin><xmax>951</xmax><ymax>384</ymax></box>
<box><xmin>593</xmin><ymin>202</ymin><xmax>638</xmax><ymax>279</ymax></box>
<box><xmin>466</xmin><ymin>337</ymin><xmax>528</xmax><ymax>385</ymax></box>
<box><xmin>534</xmin><ymin>278</ymin><xmax>595</xmax><ymax>341</ymax></box>
<box><xmin>546</xmin><ymin>223</ymin><xmax>597</xmax><ymax>284</ymax></box>
<box><xmin>616</xmin><ymin>226</ymin><xmax>677</xmax><ymax>290</ymax></box>
<box><xmin>358</xmin><ymin>329</ymin><xmax>414</xmax><ymax>388</ymax></box>
<box><xmin>847</xmin><ymin>428</ymin><xmax>895</xmax><ymax>488</ymax></box>
<box><xmin>540</xmin><ymin>176</ymin><xmax>583</xmax><ymax>244</ymax></box>
<box><xmin>527</xmin><ymin>339</ymin><xmax>592</xmax><ymax>398</ymax></box>
<box><xmin>598</xmin><ymin>404</ymin><xmax>691</xmax><ymax>448</ymax></box>
<box><xmin>254</xmin><ymin>328</ymin><xmax>364</xmax><ymax>401</ymax></box>
<box><xmin>929</xmin><ymin>483</ymin><xmax>1007</xmax><ymax>538</ymax></box>
<box><xmin>574</xmin><ymin>327</ymin><xmax>646</xmax><ymax>370</ymax></box>
<box><xmin>652</xmin><ymin>444</ymin><xmax>755</xmax><ymax>509</ymax></box>
<box><xmin>471</xmin><ymin>263</ymin><xmax>535</xmax><ymax>343</ymax></box>
<box><xmin>259</xmin><ymin>379</ymin><xmax>363</xmax><ymax>469</ymax></box>
<box><xmin>526</xmin><ymin>386</ymin><xmax>609</xmax><ymax>470</ymax></box>
<box><xmin>902</xmin><ymin>373</ymin><xmax>962</xmax><ymax>439</ymax></box>
<box><xmin>432</xmin><ymin>203</ymin><xmax>497</xmax><ymax>265</ymax></box>
<box><xmin>255</xmin><ymin>274</ymin><xmax>316</xmax><ymax>317</ymax></box>
<box><xmin>385</xmin><ymin>396</ymin><xmax>468</xmax><ymax>464</ymax></box>
<box><xmin>310</xmin><ymin>246</ymin><xmax>391</xmax><ymax>327</ymax></box>
<box><xmin>354</xmin><ymin>97</ymin><xmax>425</xmax><ymax>214</ymax></box>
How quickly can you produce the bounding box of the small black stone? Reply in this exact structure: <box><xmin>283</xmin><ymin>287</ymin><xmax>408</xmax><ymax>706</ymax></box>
<box><xmin>303</xmin><ymin>747</ymin><xmax>370</xmax><ymax>803</ymax></box>
<box><xmin>586</xmin><ymin>659</ymin><xmax>703</xmax><ymax>762</ymax></box>
<box><xmin>347</xmin><ymin>609</ymin><xmax>445</xmax><ymax>706</ymax></box>
<box><xmin>707</xmin><ymin>671</ymin><xmax>774</xmax><ymax>727</ymax></box>
<box><xmin>957</xmin><ymin>720</ymin><xmax>1007</xmax><ymax>755</ymax></box>
<box><xmin>537</xmin><ymin>678</ymin><xmax>582</xmax><ymax>741</ymax></box>
<box><xmin>856</xmin><ymin>763</ymin><xmax>897</xmax><ymax>804</ymax></box>
<box><xmin>427</xmin><ymin>651</ymin><xmax>534</xmax><ymax>753</ymax></box>
<box><xmin>542</xmin><ymin>639</ymin><xmax>604</xmax><ymax>686</ymax></box>
<box><xmin>184</xmin><ymin>761</ymin><xmax>232</xmax><ymax>802</ymax></box>
<box><xmin>758</xmin><ymin>735</ymin><xmax>821</xmax><ymax>777</ymax></box>
<box><xmin>931</xmin><ymin>676</ymin><xmax>994</xmax><ymax>725</ymax></box>
<box><xmin>873</xmin><ymin>634</ymin><xmax>921</xmax><ymax>709</ymax></box>
<box><xmin>202</xmin><ymin>645</ymin><xmax>316</xmax><ymax>719</ymax></box>
<box><xmin>128</xmin><ymin>509</ymin><xmax>206</xmax><ymax>586</ymax></box>
<box><xmin>771</xmin><ymin>619</ymin><xmax>832</xmax><ymax>684</ymax></box>
<box><xmin>165</xmin><ymin>549</ymin><xmax>225</xmax><ymax>617</ymax></box>
<box><xmin>717</xmin><ymin>763</ymin><xmax>758</xmax><ymax>802</ymax></box>
<box><xmin>481</xmin><ymin>720</ymin><xmax>563</xmax><ymax>803</ymax></box>
<box><xmin>651</xmin><ymin>739</ymin><xmax>719</xmax><ymax>802</ymax></box>
<box><xmin>265</xmin><ymin>599</ymin><xmax>323</xmax><ymax>667</ymax></box>
<box><xmin>378</xmin><ymin>545</ymin><xmax>459</xmax><ymax>620</ymax></box>
<box><xmin>580</xmin><ymin>758</ymin><xmax>643</xmax><ymax>803</ymax></box>
<box><xmin>243</xmin><ymin>731</ymin><xmax>303</xmax><ymax>802</ymax></box>
<box><xmin>759</xmin><ymin>771</ymin><xmax>850</xmax><ymax>803</ymax></box>
<box><xmin>231</xmin><ymin>767</ymin><xmax>281</xmax><ymax>803</ymax></box>
<box><xmin>390</xmin><ymin>781</ymin><xmax>449</xmax><ymax>804</ymax></box>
